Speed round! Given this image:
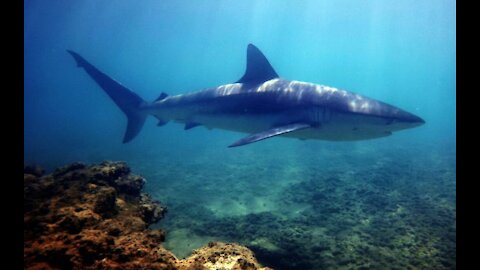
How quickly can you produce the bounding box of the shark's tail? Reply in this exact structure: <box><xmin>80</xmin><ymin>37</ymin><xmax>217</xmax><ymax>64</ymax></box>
<box><xmin>67</xmin><ymin>50</ymin><xmax>147</xmax><ymax>143</ymax></box>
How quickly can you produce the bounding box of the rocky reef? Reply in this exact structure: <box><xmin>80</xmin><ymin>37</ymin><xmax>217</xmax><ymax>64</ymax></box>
<box><xmin>24</xmin><ymin>161</ymin><xmax>271</xmax><ymax>270</ymax></box>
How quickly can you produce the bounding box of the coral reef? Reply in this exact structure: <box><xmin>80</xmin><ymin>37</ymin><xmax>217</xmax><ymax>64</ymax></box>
<box><xmin>24</xmin><ymin>161</ymin><xmax>271</xmax><ymax>270</ymax></box>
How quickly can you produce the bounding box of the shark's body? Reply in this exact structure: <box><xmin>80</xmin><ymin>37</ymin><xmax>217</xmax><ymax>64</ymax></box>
<box><xmin>67</xmin><ymin>44</ymin><xmax>424</xmax><ymax>147</ymax></box>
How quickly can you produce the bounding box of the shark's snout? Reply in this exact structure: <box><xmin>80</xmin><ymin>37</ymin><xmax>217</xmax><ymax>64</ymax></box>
<box><xmin>379</xmin><ymin>102</ymin><xmax>425</xmax><ymax>126</ymax></box>
<box><xmin>384</xmin><ymin>109</ymin><xmax>425</xmax><ymax>132</ymax></box>
<box><xmin>399</xmin><ymin>111</ymin><xmax>425</xmax><ymax>125</ymax></box>
<box><xmin>414</xmin><ymin>115</ymin><xmax>426</xmax><ymax>125</ymax></box>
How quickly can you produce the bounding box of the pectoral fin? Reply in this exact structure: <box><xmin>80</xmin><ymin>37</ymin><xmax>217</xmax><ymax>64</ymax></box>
<box><xmin>228</xmin><ymin>123</ymin><xmax>311</xmax><ymax>147</ymax></box>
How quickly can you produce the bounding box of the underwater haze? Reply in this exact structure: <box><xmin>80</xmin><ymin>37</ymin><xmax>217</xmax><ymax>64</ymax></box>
<box><xmin>24</xmin><ymin>0</ymin><xmax>456</xmax><ymax>269</ymax></box>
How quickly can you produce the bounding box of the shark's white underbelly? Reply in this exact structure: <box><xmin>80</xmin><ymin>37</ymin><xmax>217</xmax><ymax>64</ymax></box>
<box><xmin>175</xmin><ymin>111</ymin><xmax>391</xmax><ymax>141</ymax></box>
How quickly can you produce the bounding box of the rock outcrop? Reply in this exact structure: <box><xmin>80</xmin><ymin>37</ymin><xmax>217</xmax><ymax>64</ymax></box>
<box><xmin>24</xmin><ymin>161</ymin><xmax>271</xmax><ymax>270</ymax></box>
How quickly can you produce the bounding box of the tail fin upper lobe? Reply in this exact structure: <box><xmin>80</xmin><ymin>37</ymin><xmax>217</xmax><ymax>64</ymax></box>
<box><xmin>67</xmin><ymin>50</ymin><xmax>147</xmax><ymax>143</ymax></box>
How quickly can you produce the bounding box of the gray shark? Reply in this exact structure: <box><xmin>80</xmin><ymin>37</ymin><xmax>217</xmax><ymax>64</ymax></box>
<box><xmin>67</xmin><ymin>44</ymin><xmax>424</xmax><ymax>147</ymax></box>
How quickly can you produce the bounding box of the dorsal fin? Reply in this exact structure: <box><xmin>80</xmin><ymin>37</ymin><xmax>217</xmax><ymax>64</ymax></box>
<box><xmin>154</xmin><ymin>92</ymin><xmax>168</xmax><ymax>102</ymax></box>
<box><xmin>236</xmin><ymin>44</ymin><xmax>279</xmax><ymax>85</ymax></box>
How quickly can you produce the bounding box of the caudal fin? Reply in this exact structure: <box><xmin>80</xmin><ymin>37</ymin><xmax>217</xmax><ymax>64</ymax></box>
<box><xmin>67</xmin><ymin>50</ymin><xmax>147</xmax><ymax>143</ymax></box>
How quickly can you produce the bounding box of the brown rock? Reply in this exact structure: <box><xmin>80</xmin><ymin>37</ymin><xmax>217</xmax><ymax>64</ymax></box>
<box><xmin>93</xmin><ymin>186</ymin><xmax>117</xmax><ymax>217</ymax></box>
<box><xmin>53</xmin><ymin>162</ymin><xmax>86</xmax><ymax>177</ymax></box>
<box><xmin>139</xmin><ymin>193</ymin><xmax>167</xmax><ymax>223</ymax></box>
<box><xmin>92</xmin><ymin>161</ymin><xmax>130</xmax><ymax>183</ymax></box>
<box><xmin>177</xmin><ymin>242</ymin><xmax>272</xmax><ymax>270</ymax></box>
<box><xmin>24</xmin><ymin>161</ymin><xmax>272</xmax><ymax>270</ymax></box>
<box><xmin>114</xmin><ymin>175</ymin><xmax>145</xmax><ymax>195</ymax></box>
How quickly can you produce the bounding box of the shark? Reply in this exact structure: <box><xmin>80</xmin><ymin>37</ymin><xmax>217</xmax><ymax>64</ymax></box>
<box><xmin>67</xmin><ymin>44</ymin><xmax>424</xmax><ymax>147</ymax></box>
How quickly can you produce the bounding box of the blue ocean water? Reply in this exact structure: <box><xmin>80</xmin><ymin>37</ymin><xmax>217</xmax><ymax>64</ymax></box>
<box><xmin>24</xmin><ymin>1</ymin><xmax>456</xmax><ymax>269</ymax></box>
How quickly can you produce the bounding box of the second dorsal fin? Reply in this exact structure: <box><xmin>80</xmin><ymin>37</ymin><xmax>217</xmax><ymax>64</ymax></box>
<box><xmin>154</xmin><ymin>92</ymin><xmax>168</xmax><ymax>102</ymax></box>
<box><xmin>236</xmin><ymin>44</ymin><xmax>279</xmax><ymax>85</ymax></box>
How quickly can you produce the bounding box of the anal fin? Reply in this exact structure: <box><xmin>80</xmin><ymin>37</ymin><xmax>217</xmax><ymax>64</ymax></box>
<box><xmin>155</xmin><ymin>116</ymin><xmax>168</xmax><ymax>127</ymax></box>
<box><xmin>228</xmin><ymin>123</ymin><xmax>311</xmax><ymax>147</ymax></box>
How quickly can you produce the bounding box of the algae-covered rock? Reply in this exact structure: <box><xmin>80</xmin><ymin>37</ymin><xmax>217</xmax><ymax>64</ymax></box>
<box><xmin>177</xmin><ymin>242</ymin><xmax>272</xmax><ymax>270</ymax></box>
<box><xmin>114</xmin><ymin>175</ymin><xmax>145</xmax><ymax>195</ymax></box>
<box><xmin>24</xmin><ymin>161</ymin><xmax>270</xmax><ymax>270</ymax></box>
<box><xmin>139</xmin><ymin>193</ymin><xmax>166</xmax><ymax>224</ymax></box>
<box><xmin>24</xmin><ymin>161</ymin><xmax>173</xmax><ymax>269</ymax></box>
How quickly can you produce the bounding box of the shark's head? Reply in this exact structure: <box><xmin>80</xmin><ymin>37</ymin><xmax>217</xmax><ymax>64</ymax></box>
<box><xmin>305</xmin><ymin>86</ymin><xmax>426</xmax><ymax>140</ymax></box>
<box><xmin>381</xmin><ymin>107</ymin><xmax>425</xmax><ymax>132</ymax></box>
<box><xmin>331</xmin><ymin>88</ymin><xmax>426</xmax><ymax>134</ymax></box>
<box><xmin>346</xmin><ymin>100</ymin><xmax>425</xmax><ymax>141</ymax></box>
<box><xmin>326</xmin><ymin>105</ymin><xmax>426</xmax><ymax>141</ymax></box>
